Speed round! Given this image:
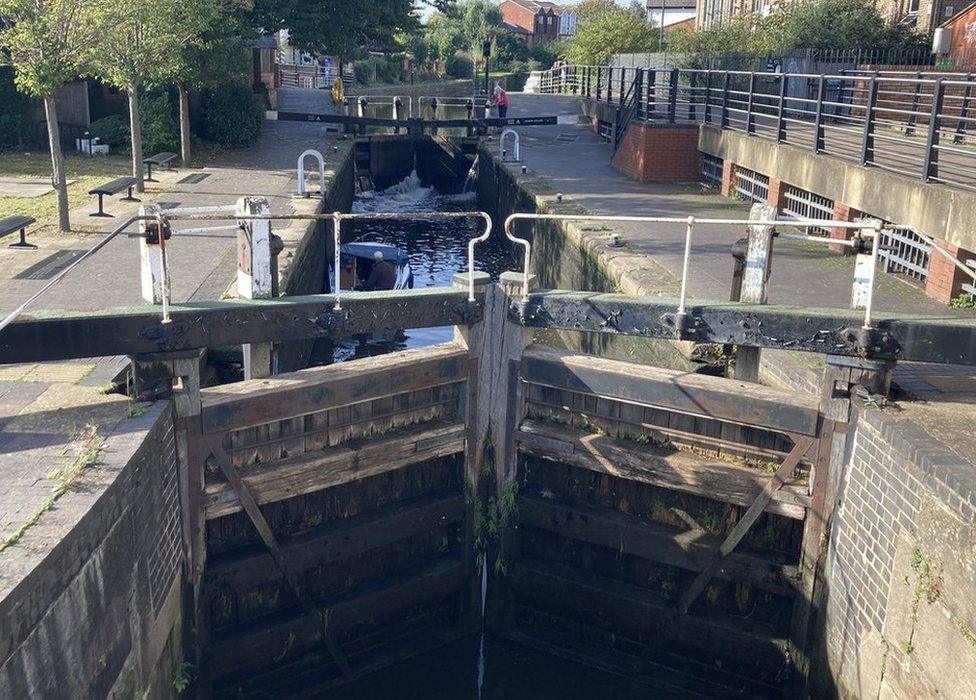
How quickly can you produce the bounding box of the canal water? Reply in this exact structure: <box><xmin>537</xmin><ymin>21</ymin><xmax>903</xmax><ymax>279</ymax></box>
<box><xmin>331</xmin><ymin>168</ymin><xmax>514</xmax><ymax>361</ymax></box>
<box><xmin>328</xmin><ymin>171</ymin><xmax>666</xmax><ymax>699</ymax></box>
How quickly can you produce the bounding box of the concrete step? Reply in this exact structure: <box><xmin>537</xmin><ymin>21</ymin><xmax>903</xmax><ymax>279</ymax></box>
<box><xmin>276</xmin><ymin>87</ymin><xmax>338</xmax><ymax>116</ymax></box>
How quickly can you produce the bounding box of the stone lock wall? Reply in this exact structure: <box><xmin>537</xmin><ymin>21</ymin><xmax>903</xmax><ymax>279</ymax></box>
<box><xmin>0</xmin><ymin>402</ymin><xmax>185</xmax><ymax>698</ymax></box>
<box><xmin>819</xmin><ymin>408</ymin><xmax>976</xmax><ymax>699</ymax></box>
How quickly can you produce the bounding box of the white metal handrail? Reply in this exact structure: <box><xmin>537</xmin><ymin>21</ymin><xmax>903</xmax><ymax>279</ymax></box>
<box><xmin>503</xmin><ymin>213</ymin><xmax>886</xmax><ymax>328</ymax></box>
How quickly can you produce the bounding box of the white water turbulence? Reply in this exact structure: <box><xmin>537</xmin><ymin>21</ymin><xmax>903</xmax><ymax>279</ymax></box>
<box><xmin>477</xmin><ymin>557</ymin><xmax>488</xmax><ymax>699</ymax></box>
<box><xmin>352</xmin><ymin>170</ymin><xmax>436</xmax><ymax>213</ymax></box>
<box><xmin>463</xmin><ymin>154</ymin><xmax>479</xmax><ymax>193</ymax></box>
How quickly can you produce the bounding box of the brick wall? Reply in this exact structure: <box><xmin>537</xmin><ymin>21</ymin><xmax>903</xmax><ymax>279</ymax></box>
<box><xmin>822</xmin><ymin>407</ymin><xmax>976</xmax><ymax>697</ymax></box>
<box><xmin>924</xmin><ymin>237</ymin><xmax>974</xmax><ymax>302</ymax></box>
<box><xmin>611</xmin><ymin>122</ymin><xmax>702</xmax><ymax>182</ymax></box>
<box><xmin>0</xmin><ymin>402</ymin><xmax>184</xmax><ymax>698</ymax></box>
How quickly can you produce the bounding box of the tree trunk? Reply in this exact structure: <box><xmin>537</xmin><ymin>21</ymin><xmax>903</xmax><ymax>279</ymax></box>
<box><xmin>128</xmin><ymin>85</ymin><xmax>144</xmax><ymax>192</ymax></box>
<box><xmin>44</xmin><ymin>95</ymin><xmax>71</xmax><ymax>233</ymax></box>
<box><xmin>177</xmin><ymin>83</ymin><xmax>191</xmax><ymax>167</ymax></box>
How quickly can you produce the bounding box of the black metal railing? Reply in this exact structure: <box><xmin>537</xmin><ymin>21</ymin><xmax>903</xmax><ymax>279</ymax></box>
<box><xmin>541</xmin><ymin>65</ymin><xmax>976</xmax><ymax>192</ymax></box>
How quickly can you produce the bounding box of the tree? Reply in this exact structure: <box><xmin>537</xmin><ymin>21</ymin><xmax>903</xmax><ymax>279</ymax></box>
<box><xmin>0</xmin><ymin>0</ymin><xmax>110</xmax><ymax>231</ymax></box>
<box><xmin>564</xmin><ymin>2</ymin><xmax>656</xmax><ymax>65</ymax></box>
<box><xmin>93</xmin><ymin>0</ymin><xmax>192</xmax><ymax>192</ymax></box>
<box><xmin>668</xmin><ymin>0</ymin><xmax>927</xmax><ymax>54</ymax></box>
<box><xmin>250</xmin><ymin>0</ymin><xmax>427</xmax><ymax>57</ymax></box>
<box><xmin>165</xmin><ymin>3</ymin><xmax>250</xmax><ymax>166</ymax></box>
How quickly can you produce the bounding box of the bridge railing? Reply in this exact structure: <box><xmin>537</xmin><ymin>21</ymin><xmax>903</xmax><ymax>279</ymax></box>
<box><xmin>539</xmin><ymin>65</ymin><xmax>976</xmax><ymax>192</ymax></box>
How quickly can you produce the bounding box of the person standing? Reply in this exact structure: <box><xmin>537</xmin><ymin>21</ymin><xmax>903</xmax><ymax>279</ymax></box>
<box><xmin>493</xmin><ymin>83</ymin><xmax>510</xmax><ymax>120</ymax></box>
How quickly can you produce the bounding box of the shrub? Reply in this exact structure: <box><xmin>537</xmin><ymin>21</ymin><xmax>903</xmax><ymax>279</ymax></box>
<box><xmin>140</xmin><ymin>90</ymin><xmax>179</xmax><ymax>155</ymax></box>
<box><xmin>0</xmin><ymin>67</ymin><xmax>38</xmax><ymax>149</ymax></box>
<box><xmin>446</xmin><ymin>51</ymin><xmax>474</xmax><ymax>79</ymax></box>
<box><xmin>200</xmin><ymin>84</ymin><xmax>264</xmax><ymax>148</ymax></box>
<box><xmin>88</xmin><ymin>114</ymin><xmax>130</xmax><ymax>151</ymax></box>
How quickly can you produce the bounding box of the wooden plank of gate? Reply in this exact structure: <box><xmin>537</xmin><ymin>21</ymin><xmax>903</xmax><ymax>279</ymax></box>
<box><xmin>204</xmin><ymin>420</ymin><xmax>466</xmax><ymax>518</ymax></box>
<box><xmin>517</xmin><ymin>420</ymin><xmax>808</xmax><ymax>519</ymax></box>
<box><xmin>677</xmin><ymin>435</ymin><xmax>815</xmax><ymax>614</ymax></box>
<box><xmin>210</xmin><ymin>442</ymin><xmax>353</xmax><ymax>675</ymax></box>
<box><xmin>200</xmin><ymin>343</ymin><xmax>469</xmax><ymax>433</ymax></box>
<box><xmin>521</xmin><ymin>346</ymin><xmax>820</xmax><ymax>437</ymax></box>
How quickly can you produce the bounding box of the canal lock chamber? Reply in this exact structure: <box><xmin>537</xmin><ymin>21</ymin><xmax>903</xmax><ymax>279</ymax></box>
<box><xmin>194</xmin><ymin>133</ymin><xmax>810</xmax><ymax>699</ymax></box>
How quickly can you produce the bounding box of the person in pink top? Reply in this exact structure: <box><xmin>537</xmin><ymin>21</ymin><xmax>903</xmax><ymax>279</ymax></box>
<box><xmin>493</xmin><ymin>83</ymin><xmax>510</xmax><ymax>119</ymax></box>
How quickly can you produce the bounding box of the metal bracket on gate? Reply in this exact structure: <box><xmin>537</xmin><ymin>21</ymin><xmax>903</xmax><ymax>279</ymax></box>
<box><xmin>142</xmin><ymin>217</ymin><xmax>172</xmax><ymax>245</ymax></box>
<box><xmin>138</xmin><ymin>318</ymin><xmax>189</xmax><ymax>351</ymax></box>
<box><xmin>311</xmin><ymin>307</ymin><xmax>350</xmax><ymax>336</ymax></box>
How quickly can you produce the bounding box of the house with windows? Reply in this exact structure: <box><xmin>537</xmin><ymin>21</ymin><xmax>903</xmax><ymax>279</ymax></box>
<box><xmin>500</xmin><ymin>0</ymin><xmax>567</xmax><ymax>47</ymax></box>
<box><xmin>646</xmin><ymin>0</ymin><xmax>697</xmax><ymax>31</ymax></box>
<box><xmin>696</xmin><ymin>0</ymin><xmax>960</xmax><ymax>32</ymax></box>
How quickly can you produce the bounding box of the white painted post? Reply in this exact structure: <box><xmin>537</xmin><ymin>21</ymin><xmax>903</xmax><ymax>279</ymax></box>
<box><xmin>851</xmin><ymin>218</ymin><xmax>882</xmax><ymax>314</ymax></box>
<box><xmin>297</xmin><ymin>149</ymin><xmax>325</xmax><ymax>198</ymax></box>
<box><xmin>139</xmin><ymin>203</ymin><xmax>168</xmax><ymax>305</ymax></box>
<box><xmin>735</xmin><ymin>202</ymin><xmax>777</xmax><ymax>382</ymax></box>
<box><xmin>237</xmin><ymin>196</ymin><xmax>275</xmax><ymax>378</ymax></box>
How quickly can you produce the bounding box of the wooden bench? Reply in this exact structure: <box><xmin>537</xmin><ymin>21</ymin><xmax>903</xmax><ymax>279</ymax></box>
<box><xmin>143</xmin><ymin>152</ymin><xmax>178</xmax><ymax>182</ymax></box>
<box><xmin>0</xmin><ymin>215</ymin><xmax>38</xmax><ymax>250</ymax></box>
<box><xmin>88</xmin><ymin>177</ymin><xmax>139</xmax><ymax>217</ymax></box>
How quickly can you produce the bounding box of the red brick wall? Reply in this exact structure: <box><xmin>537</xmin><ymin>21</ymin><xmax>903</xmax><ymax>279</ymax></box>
<box><xmin>719</xmin><ymin>158</ymin><xmax>735</xmax><ymax>196</ymax></box>
<box><xmin>829</xmin><ymin>202</ymin><xmax>861</xmax><ymax>254</ymax></box>
<box><xmin>611</xmin><ymin>122</ymin><xmax>701</xmax><ymax>182</ymax></box>
<box><xmin>766</xmin><ymin>177</ymin><xmax>789</xmax><ymax>211</ymax></box>
<box><xmin>925</xmin><ymin>238</ymin><xmax>975</xmax><ymax>302</ymax></box>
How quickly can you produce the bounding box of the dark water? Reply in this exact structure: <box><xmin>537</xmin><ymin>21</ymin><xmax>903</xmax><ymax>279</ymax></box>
<box><xmin>330</xmin><ymin>633</ymin><xmax>664</xmax><ymax>700</ymax></box>
<box><xmin>331</xmin><ymin>170</ymin><xmax>515</xmax><ymax>362</ymax></box>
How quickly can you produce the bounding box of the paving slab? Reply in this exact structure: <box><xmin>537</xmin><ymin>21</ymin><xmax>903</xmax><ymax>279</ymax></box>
<box><xmin>0</xmin><ymin>178</ymin><xmax>76</xmax><ymax>198</ymax></box>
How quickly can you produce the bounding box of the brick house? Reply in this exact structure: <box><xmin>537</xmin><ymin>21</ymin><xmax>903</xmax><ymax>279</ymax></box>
<box><xmin>500</xmin><ymin>0</ymin><xmax>564</xmax><ymax>47</ymax></box>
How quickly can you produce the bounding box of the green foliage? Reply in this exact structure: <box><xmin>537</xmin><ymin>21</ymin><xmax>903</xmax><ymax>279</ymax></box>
<box><xmin>172</xmin><ymin>661</ymin><xmax>194</xmax><ymax>693</ymax></box>
<box><xmin>0</xmin><ymin>67</ymin><xmax>37</xmax><ymax>149</ymax></box>
<box><xmin>493</xmin><ymin>31</ymin><xmax>530</xmax><ymax>66</ymax></box>
<box><xmin>949</xmin><ymin>293</ymin><xmax>976</xmax><ymax>309</ymax></box>
<box><xmin>89</xmin><ymin>115</ymin><xmax>130</xmax><ymax>151</ymax></box>
<box><xmin>564</xmin><ymin>3</ymin><xmax>656</xmax><ymax>65</ymax></box>
<box><xmin>250</xmin><ymin>0</ymin><xmax>426</xmax><ymax>57</ymax></box>
<box><xmin>446</xmin><ymin>51</ymin><xmax>475</xmax><ymax>78</ymax></box>
<box><xmin>0</xmin><ymin>0</ymin><xmax>111</xmax><ymax>97</ymax></box>
<box><xmin>668</xmin><ymin>0</ymin><xmax>927</xmax><ymax>54</ymax></box>
<box><xmin>200</xmin><ymin>83</ymin><xmax>264</xmax><ymax>147</ymax></box>
<box><xmin>354</xmin><ymin>56</ymin><xmax>404</xmax><ymax>85</ymax></box>
<box><xmin>140</xmin><ymin>90</ymin><xmax>180</xmax><ymax>155</ymax></box>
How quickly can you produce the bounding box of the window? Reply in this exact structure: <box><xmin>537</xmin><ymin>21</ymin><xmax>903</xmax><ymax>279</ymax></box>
<box><xmin>909</xmin><ymin>0</ymin><xmax>919</xmax><ymax>13</ymax></box>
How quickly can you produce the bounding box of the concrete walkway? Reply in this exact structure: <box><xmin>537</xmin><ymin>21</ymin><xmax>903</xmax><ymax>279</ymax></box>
<box><xmin>507</xmin><ymin>93</ymin><xmax>954</xmax><ymax>316</ymax></box>
<box><xmin>0</xmin><ymin>120</ymin><xmax>344</xmax><ymax>549</ymax></box>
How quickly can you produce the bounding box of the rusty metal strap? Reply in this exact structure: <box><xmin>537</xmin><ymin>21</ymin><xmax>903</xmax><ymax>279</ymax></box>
<box><xmin>677</xmin><ymin>435</ymin><xmax>816</xmax><ymax>615</ymax></box>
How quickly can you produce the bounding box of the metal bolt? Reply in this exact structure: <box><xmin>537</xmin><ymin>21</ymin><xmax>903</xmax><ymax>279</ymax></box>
<box><xmin>610</xmin><ymin>232</ymin><xmax>620</xmax><ymax>247</ymax></box>
<box><xmin>557</xmin><ymin>193</ymin><xmax>563</xmax><ymax>202</ymax></box>
<box><xmin>521</xmin><ymin>165</ymin><xmax>527</xmax><ymax>174</ymax></box>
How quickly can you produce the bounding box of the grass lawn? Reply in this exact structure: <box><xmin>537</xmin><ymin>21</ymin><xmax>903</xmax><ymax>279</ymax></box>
<box><xmin>0</xmin><ymin>151</ymin><xmax>132</xmax><ymax>225</ymax></box>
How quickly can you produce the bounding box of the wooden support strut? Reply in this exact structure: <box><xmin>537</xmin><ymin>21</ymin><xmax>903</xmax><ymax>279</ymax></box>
<box><xmin>677</xmin><ymin>434</ymin><xmax>816</xmax><ymax>614</ymax></box>
<box><xmin>209</xmin><ymin>442</ymin><xmax>353</xmax><ymax>676</ymax></box>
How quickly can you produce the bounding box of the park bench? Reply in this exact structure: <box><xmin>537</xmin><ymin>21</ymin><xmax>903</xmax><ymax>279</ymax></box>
<box><xmin>89</xmin><ymin>177</ymin><xmax>139</xmax><ymax>217</ymax></box>
<box><xmin>0</xmin><ymin>215</ymin><xmax>38</xmax><ymax>250</ymax></box>
<box><xmin>144</xmin><ymin>152</ymin><xmax>178</xmax><ymax>182</ymax></box>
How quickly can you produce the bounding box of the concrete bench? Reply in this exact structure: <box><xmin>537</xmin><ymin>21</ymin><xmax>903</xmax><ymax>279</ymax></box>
<box><xmin>88</xmin><ymin>176</ymin><xmax>139</xmax><ymax>217</ymax></box>
<box><xmin>144</xmin><ymin>152</ymin><xmax>178</xmax><ymax>182</ymax></box>
<box><xmin>0</xmin><ymin>215</ymin><xmax>38</xmax><ymax>250</ymax></box>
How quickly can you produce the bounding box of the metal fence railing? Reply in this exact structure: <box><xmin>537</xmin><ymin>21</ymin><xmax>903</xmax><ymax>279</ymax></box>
<box><xmin>539</xmin><ymin>65</ymin><xmax>976</xmax><ymax>193</ymax></box>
